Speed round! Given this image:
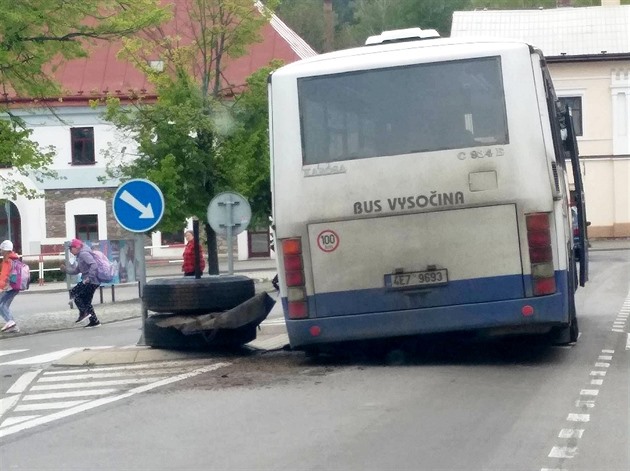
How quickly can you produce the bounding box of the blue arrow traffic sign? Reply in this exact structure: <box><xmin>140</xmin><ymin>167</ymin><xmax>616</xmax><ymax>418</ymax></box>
<box><xmin>112</xmin><ymin>179</ymin><xmax>165</xmax><ymax>233</ymax></box>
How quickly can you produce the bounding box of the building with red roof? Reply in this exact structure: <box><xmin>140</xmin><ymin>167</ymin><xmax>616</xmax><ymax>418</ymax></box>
<box><xmin>0</xmin><ymin>1</ymin><xmax>316</xmax><ymax>257</ymax></box>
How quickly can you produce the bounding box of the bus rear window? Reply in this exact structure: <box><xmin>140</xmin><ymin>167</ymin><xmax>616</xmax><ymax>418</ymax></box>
<box><xmin>298</xmin><ymin>56</ymin><xmax>509</xmax><ymax>165</ymax></box>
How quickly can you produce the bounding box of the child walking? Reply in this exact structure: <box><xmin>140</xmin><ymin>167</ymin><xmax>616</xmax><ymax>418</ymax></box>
<box><xmin>60</xmin><ymin>239</ymin><xmax>101</xmax><ymax>328</ymax></box>
<box><xmin>0</xmin><ymin>240</ymin><xmax>21</xmax><ymax>333</ymax></box>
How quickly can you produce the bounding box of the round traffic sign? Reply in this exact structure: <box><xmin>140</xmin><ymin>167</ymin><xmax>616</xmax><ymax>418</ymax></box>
<box><xmin>112</xmin><ymin>179</ymin><xmax>165</xmax><ymax>233</ymax></box>
<box><xmin>207</xmin><ymin>192</ymin><xmax>251</xmax><ymax>236</ymax></box>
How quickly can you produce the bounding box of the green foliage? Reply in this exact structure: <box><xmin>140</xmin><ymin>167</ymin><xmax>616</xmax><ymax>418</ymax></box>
<box><xmin>0</xmin><ymin>118</ymin><xmax>57</xmax><ymax>199</ymax></box>
<box><xmin>101</xmin><ymin>0</ymin><xmax>282</xmax><ymax>235</ymax></box>
<box><xmin>218</xmin><ymin>62</ymin><xmax>283</xmax><ymax>228</ymax></box>
<box><xmin>0</xmin><ymin>0</ymin><xmax>168</xmax><ymax>199</ymax></box>
<box><xmin>277</xmin><ymin>0</ymin><xmax>627</xmax><ymax>50</ymax></box>
<box><xmin>277</xmin><ymin>0</ymin><xmax>327</xmax><ymax>52</ymax></box>
<box><xmin>470</xmin><ymin>0</ymin><xmax>607</xmax><ymax>7</ymax></box>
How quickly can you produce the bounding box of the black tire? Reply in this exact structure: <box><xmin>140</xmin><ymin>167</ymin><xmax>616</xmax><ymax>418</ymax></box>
<box><xmin>568</xmin><ymin>287</ymin><xmax>579</xmax><ymax>343</ymax></box>
<box><xmin>552</xmin><ymin>264</ymin><xmax>579</xmax><ymax>345</ymax></box>
<box><xmin>143</xmin><ymin>314</ymin><xmax>257</xmax><ymax>350</ymax></box>
<box><xmin>568</xmin><ymin>254</ymin><xmax>580</xmax><ymax>343</ymax></box>
<box><xmin>143</xmin><ymin>275</ymin><xmax>255</xmax><ymax>314</ymax></box>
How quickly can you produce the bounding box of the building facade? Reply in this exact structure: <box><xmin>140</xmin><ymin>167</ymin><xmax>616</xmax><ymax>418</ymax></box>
<box><xmin>451</xmin><ymin>1</ymin><xmax>630</xmax><ymax>238</ymax></box>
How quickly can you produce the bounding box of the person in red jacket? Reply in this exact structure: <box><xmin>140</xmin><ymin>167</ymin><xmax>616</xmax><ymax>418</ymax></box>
<box><xmin>182</xmin><ymin>230</ymin><xmax>206</xmax><ymax>276</ymax></box>
<box><xmin>0</xmin><ymin>240</ymin><xmax>20</xmax><ymax>333</ymax></box>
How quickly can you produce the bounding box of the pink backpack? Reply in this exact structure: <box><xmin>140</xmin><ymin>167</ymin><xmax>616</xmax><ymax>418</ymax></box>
<box><xmin>92</xmin><ymin>250</ymin><xmax>115</xmax><ymax>283</ymax></box>
<box><xmin>9</xmin><ymin>259</ymin><xmax>30</xmax><ymax>291</ymax></box>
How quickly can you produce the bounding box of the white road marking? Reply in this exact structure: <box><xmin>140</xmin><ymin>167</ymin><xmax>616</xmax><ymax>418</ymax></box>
<box><xmin>574</xmin><ymin>400</ymin><xmax>595</xmax><ymax>408</ymax></box>
<box><xmin>38</xmin><ymin>367</ymin><xmax>188</xmax><ymax>382</ymax></box>
<box><xmin>16</xmin><ymin>400</ymin><xmax>89</xmax><ymax>412</ymax></box>
<box><xmin>594</xmin><ymin>362</ymin><xmax>610</xmax><ymax>368</ymax></box>
<box><xmin>626</xmin><ymin>333</ymin><xmax>630</xmax><ymax>351</ymax></box>
<box><xmin>590</xmin><ymin>379</ymin><xmax>603</xmax><ymax>386</ymax></box>
<box><xmin>23</xmin><ymin>389</ymin><xmax>118</xmax><ymax>401</ymax></box>
<box><xmin>0</xmin><ymin>362</ymin><xmax>230</xmax><ymax>438</ymax></box>
<box><xmin>567</xmin><ymin>413</ymin><xmax>590</xmax><ymax>422</ymax></box>
<box><xmin>559</xmin><ymin>429</ymin><xmax>584</xmax><ymax>438</ymax></box>
<box><xmin>589</xmin><ymin>370</ymin><xmax>606</xmax><ymax>376</ymax></box>
<box><xmin>0</xmin><ymin>348</ymin><xmax>81</xmax><ymax>366</ymax></box>
<box><xmin>31</xmin><ymin>377</ymin><xmax>165</xmax><ymax>391</ymax></box>
<box><xmin>0</xmin><ymin>347</ymin><xmax>116</xmax><ymax>366</ymax></box>
<box><xmin>597</xmin><ymin>355</ymin><xmax>612</xmax><ymax>360</ymax></box>
<box><xmin>548</xmin><ymin>446</ymin><xmax>577</xmax><ymax>458</ymax></box>
<box><xmin>579</xmin><ymin>389</ymin><xmax>599</xmax><ymax>396</ymax></box>
<box><xmin>0</xmin><ymin>349</ymin><xmax>28</xmax><ymax>357</ymax></box>
<box><xmin>612</xmin><ymin>329</ymin><xmax>624</xmax><ymax>333</ymax></box>
<box><xmin>42</xmin><ymin>359</ymin><xmax>210</xmax><ymax>375</ymax></box>
<box><xmin>0</xmin><ymin>395</ymin><xmax>20</xmax><ymax>417</ymax></box>
<box><xmin>602</xmin><ymin>349</ymin><xmax>614</xmax><ymax>354</ymax></box>
<box><xmin>6</xmin><ymin>370</ymin><xmax>42</xmax><ymax>394</ymax></box>
<box><xmin>0</xmin><ymin>415</ymin><xmax>40</xmax><ymax>427</ymax></box>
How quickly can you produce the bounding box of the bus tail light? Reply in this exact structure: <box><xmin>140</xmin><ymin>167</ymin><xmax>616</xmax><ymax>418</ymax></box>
<box><xmin>526</xmin><ymin>212</ymin><xmax>556</xmax><ymax>296</ymax></box>
<box><xmin>281</xmin><ymin>238</ymin><xmax>308</xmax><ymax>318</ymax></box>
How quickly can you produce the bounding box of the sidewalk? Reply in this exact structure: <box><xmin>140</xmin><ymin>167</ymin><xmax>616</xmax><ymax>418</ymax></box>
<box><xmin>3</xmin><ymin>257</ymin><xmax>288</xmax><ymax>363</ymax></box>
<box><xmin>24</xmin><ymin>256</ymin><xmax>278</xmax><ymax>295</ymax></box>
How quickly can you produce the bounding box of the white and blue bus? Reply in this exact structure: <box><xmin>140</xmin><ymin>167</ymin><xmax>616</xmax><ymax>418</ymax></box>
<box><xmin>268</xmin><ymin>28</ymin><xmax>588</xmax><ymax>352</ymax></box>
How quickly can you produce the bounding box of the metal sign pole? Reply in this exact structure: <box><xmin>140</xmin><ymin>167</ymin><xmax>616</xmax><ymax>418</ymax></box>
<box><xmin>208</xmin><ymin>191</ymin><xmax>251</xmax><ymax>274</ymax></box>
<box><xmin>135</xmin><ymin>233</ymin><xmax>146</xmax><ymax>297</ymax></box>
<box><xmin>221</xmin><ymin>196</ymin><xmax>238</xmax><ymax>275</ymax></box>
<box><xmin>134</xmin><ymin>232</ymin><xmax>149</xmax><ymax>344</ymax></box>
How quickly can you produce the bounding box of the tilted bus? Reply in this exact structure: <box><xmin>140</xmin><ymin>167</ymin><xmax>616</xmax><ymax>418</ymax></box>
<box><xmin>268</xmin><ymin>28</ymin><xmax>589</xmax><ymax>352</ymax></box>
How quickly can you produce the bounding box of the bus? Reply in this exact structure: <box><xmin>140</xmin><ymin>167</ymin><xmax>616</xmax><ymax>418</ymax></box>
<box><xmin>268</xmin><ymin>28</ymin><xmax>589</xmax><ymax>352</ymax></box>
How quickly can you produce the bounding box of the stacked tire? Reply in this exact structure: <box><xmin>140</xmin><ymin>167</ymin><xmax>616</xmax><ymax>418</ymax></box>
<box><xmin>142</xmin><ymin>275</ymin><xmax>256</xmax><ymax>350</ymax></box>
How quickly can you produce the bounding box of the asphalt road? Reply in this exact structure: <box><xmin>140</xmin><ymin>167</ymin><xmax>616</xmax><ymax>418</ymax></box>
<box><xmin>0</xmin><ymin>249</ymin><xmax>628</xmax><ymax>470</ymax></box>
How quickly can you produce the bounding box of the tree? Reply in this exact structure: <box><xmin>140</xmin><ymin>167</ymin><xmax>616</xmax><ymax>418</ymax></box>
<box><xmin>470</xmin><ymin>0</ymin><xmax>606</xmax><ymax>8</ymax></box>
<box><xmin>278</xmin><ymin>0</ymin><xmax>627</xmax><ymax>52</ymax></box>
<box><xmin>102</xmin><ymin>0</ymin><xmax>280</xmax><ymax>274</ymax></box>
<box><xmin>218</xmin><ymin>62</ymin><xmax>282</xmax><ymax>227</ymax></box>
<box><xmin>276</xmin><ymin>0</ymin><xmax>327</xmax><ymax>52</ymax></box>
<box><xmin>0</xmin><ymin>0</ymin><xmax>169</xmax><ymax>200</ymax></box>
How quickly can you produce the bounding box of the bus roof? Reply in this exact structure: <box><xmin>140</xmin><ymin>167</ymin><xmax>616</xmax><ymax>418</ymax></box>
<box><xmin>272</xmin><ymin>36</ymin><xmax>538</xmax><ymax>75</ymax></box>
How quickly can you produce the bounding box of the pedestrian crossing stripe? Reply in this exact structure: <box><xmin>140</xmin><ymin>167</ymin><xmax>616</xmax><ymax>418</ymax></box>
<box><xmin>0</xmin><ymin>349</ymin><xmax>28</xmax><ymax>357</ymax></box>
<box><xmin>0</xmin><ymin>347</ymin><xmax>113</xmax><ymax>366</ymax></box>
<box><xmin>0</xmin><ymin>361</ymin><xmax>230</xmax><ymax>438</ymax></box>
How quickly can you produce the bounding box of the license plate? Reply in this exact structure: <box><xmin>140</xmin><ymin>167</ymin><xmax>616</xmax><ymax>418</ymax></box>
<box><xmin>384</xmin><ymin>269</ymin><xmax>449</xmax><ymax>289</ymax></box>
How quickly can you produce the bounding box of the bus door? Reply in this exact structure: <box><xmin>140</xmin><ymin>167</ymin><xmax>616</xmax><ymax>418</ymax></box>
<box><xmin>564</xmin><ymin>109</ymin><xmax>588</xmax><ymax>285</ymax></box>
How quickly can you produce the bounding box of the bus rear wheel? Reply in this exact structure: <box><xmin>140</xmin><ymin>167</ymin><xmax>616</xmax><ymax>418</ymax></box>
<box><xmin>552</xmin><ymin>270</ymin><xmax>579</xmax><ymax>345</ymax></box>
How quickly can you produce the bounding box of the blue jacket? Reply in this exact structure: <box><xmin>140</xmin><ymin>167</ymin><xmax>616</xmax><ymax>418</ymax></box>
<box><xmin>66</xmin><ymin>246</ymin><xmax>100</xmax><ymax>284</ymax></box>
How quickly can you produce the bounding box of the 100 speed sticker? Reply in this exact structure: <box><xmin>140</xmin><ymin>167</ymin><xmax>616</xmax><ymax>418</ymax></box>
<box><xmin>317</xmin><ymin>229</ymin><xmax>339</xmax><ymax>252</ymax></box>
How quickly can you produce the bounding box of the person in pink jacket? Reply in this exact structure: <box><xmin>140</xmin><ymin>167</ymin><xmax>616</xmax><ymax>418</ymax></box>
<box><xmin>0</xmin><ymin>240</ymin><xmax>20</xmax><ymax>333</ymax></box>
<box><xmin>60</xmin><ymin>239</ymin><xmax>101</xmax><ymax>328</ymax></box>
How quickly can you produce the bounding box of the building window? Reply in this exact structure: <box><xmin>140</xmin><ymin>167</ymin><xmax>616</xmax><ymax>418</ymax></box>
<box><xmin>559</xmin><ymin>97</ymin><xmax>583</xmax><ymax>137</ymax></box>
<box><xmin>161</xmin><ymin>231</ymin><xmax>185</xmax><ymax>245</ymax></box>
<box><xmin>148</xmin><ymin>60</ymin><xmax>164</xmax><ymax>72</ymax></box>
<box><xmin>70</xmin><ymin>127</ymin><xmax>95</xmax><ymax>165</ymax></box>
<box><xmin>75</xmin><ymin>214</ymin><xmax>99</xmax><ymax>241</ymax></box>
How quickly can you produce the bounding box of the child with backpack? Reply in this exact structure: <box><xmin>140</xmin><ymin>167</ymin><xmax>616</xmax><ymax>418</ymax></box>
<box><xmin>0</xmin><ymin>240</ymin><xmax>21</xmax><ymax>333</ymax></box>
<box><xmin>59</xmin><ymin>239</ymin><xmax>102</xmax><ymax>328</ymax></box>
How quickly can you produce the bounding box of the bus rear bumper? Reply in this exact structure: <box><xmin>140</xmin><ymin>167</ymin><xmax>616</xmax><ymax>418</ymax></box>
<box><xmin>284</xmin><ymin>292</ymin><xmax>568</xmax><ymax>349</ymax></box>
